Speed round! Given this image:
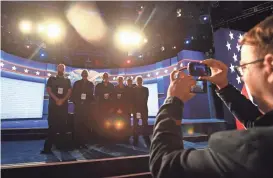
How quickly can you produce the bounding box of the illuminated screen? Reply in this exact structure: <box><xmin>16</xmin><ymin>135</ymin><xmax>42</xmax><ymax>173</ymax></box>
<box><xmin>1</xmin><ymin>77</ymin><xmax>45</xmax><ymax>119</ymax></box>
<box><xmin>143</xmin><ymin>83</ymin><xmax>159</xmax><ymax>116</ymax></box>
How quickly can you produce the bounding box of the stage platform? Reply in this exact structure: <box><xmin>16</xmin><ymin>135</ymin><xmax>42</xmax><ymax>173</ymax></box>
<box><xmin>1</xmin><ymin>117</ymin><xmax>226</xmax><ymax>177</ymax></box>
<box><xmin>1</xmin><ymin>138</ymin><xmax>208</xmax><ymax>166</ymax></box>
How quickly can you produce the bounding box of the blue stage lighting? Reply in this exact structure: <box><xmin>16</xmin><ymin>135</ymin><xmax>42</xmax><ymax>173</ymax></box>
<box><xmin>185</xmin><ymin>40</ymin><xmax>190</xmax><ymax>44</ymax></box>
<box><xmin>41</xmin><ymin>53</ymin><xmax>45</xmax><ymax>57</ymax></box>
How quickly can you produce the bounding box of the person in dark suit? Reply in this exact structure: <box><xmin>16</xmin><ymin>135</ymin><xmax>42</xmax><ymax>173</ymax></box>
<box><xmin>150</xmin><ymin>16</ymin><xmax>273</xmax><ymax>178</ymax></box>
<box><xmin>94</xmin><ymin>73</ymin><xmax>115</xmax><ymax>134</ymax></box>
<box><xmin>126</xmin><ymin>78</ymin><xmax>135</xmax><ymax>122</ymax></box>
<box><xmin>71</xmin><ymin>70</ymin><xmax>94</xmax><ymax>148</ymax></box>
<box><xmin>133</xmin><ymin>76</ymin><xmax>150</xmax><ymax>145</ymax></box>
<box><xmin>41</xmin><ymin>64</ymin><xmax>72</xmax><ymax>154</ymax></box>
<box><xmin>114</xmin><ymin>76</ymin><xmax>129</xmax><ymax>118</ymax></box>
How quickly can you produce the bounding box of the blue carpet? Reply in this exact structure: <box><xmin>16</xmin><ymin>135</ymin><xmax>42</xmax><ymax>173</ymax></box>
<box><xmin>1</xmin><ymin>118</ymin><xmax>224</xmax><ymax>129</ymax></box>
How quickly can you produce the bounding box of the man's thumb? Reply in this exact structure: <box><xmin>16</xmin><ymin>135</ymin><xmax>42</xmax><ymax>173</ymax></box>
<box><xmin>198</xmin><ymin>76</ymin><xmax>211</xmax><ymax>82</ymax></box>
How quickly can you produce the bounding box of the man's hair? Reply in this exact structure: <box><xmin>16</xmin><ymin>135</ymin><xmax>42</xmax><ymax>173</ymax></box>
<box><xmin>239</xmin><ymin>16</ymin><xmax>273</xmax><ymax>58</ymax></box>
<box><xmin>58</xmin><ymin>63</ymin><xmax>66</xmax><ymax>68</ymax></box>
<box><xmin>135</xmin><ymin>75</ymin><xmax>143</xmax><ymax>82</ymax></box>
<box><xmin>117</xmin><ymin>76</ymin><xmax>124</xmax><ymax>80</ymax></box>
<box><xmin>127</xmin><ymin>78</ymin><xmax>132</xmax><ymax>82</ymax></box>
<box><xmin>103</xmin><ymin>72</ymin><xmax>109</xmax><ymax>77</ymax></box>
<box><xmin>81</xmin><ymin>70</ymin><xmax>89</xmax><ymax>75</ymax></box>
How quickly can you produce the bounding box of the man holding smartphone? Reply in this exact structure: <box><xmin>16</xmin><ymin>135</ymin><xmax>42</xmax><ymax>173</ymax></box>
<box><xmin>150</xmin><ymin>16</ymin><xmax>273</xmax><ymax>177</ymax></box>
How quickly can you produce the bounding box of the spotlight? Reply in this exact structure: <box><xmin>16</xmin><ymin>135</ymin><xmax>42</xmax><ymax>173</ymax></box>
<box><xmin>172</xmin><ymin>46</ymin><xmax>176</xmax><ymax>49</ymax></box>
<box><xmin>185</xmin><ymin>40</ymin><xmax>190</xmax><ymax>44</ymax></box>
<box><xmin>118</xmin><ymin>30</ymin><xmax>142</xmax><ymax>46</ymax></box>
<box><xmin>26</xmin><ymin>45</ymin><xmax>30</xmax><ymax>48</ymax></box>
<box><xmin>138</xmin><ymin>54</ymin><xmax>143</xmax><ymax>58</ymax></box>
<box><xmin>47</xmin><ymin>23</ymin><xmax>61</xmax><ymax>39</ymax></box>
<box><xmin>199</xmin><ymin>15</ymin><xmax>210</xmax><ymax>24</ymax></box>
<box><xmin>161</xmin><ymin>46</ymin><xmax>165</xmax><ymax>51</ymax></box>
<box><xmin>41</xmin><ymin>53</ymin><xmax>45</xmax><ymax>57</ymax></box>
<box><xmin>19</xmin><ymin>20</ymin><xmax>32</xmax><ymax>34</ymax></box>
<box><xmin>176</xmin><ymin>9</ymin><xmax>182</xmax><ymax>17</ymax></box>
<box><xmin>127</xmin><ymin>60</ymin><xmax>131</xmax><ymax>64</ymax></box>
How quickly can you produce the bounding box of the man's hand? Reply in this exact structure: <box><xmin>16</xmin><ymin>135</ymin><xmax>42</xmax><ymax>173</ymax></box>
<box><xmin>167</xmin><ymin>70</ymin><xmax>196</xmax><ymax>103</ymax></box>
<box><xmin>56</xmin><ymin>98</ymin><xmax>65</xmax><ymax>106</ymax></box>
<box><xmin>199</xmin><ymin>59</ymin><xmax>229</xmax><ymax>89</ymax></box>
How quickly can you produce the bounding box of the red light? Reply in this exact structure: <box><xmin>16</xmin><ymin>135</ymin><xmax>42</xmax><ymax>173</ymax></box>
<box><xmin>127</xmin><ymin>60</ymin><xmax>131</xmax><ymax>64</ymax></box>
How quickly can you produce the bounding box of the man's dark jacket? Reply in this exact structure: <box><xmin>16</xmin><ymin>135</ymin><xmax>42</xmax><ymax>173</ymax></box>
<box><xmin>133</xmin><ymin>86</ymin><xmax>149</xmax><ymax>112</ymax></box>
<box><xmin>94</xmin><ymin>81</ymin><xmax>115</xmax><ymax>110</ymax></box>
<box><xmin>71</xmin><ymin>79</ymin><xmax>94</xmax><ymax>105</ymax></box>
<box><xmin>150</xmin><ymin>84</ymin><xmax>273</xmax><ymax>178</ymax></box>
<box><xmin>114</xmin><ymin>85</ymin><xmax>129</xmax><ymax>113</ymax></box>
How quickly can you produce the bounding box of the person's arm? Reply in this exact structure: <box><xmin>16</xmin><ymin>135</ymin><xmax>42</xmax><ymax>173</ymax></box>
<box><xmin>47</xmin><ymin>87</ymin><xmax>59</xmax><ymax>102</ymax></box>
<box><xmin>89</xmin><ymin>82</ymin><xmax>95</xmax><ymax>102</ymax></box>
<box><xmin>145</xmin><ymin>87</ymin><xmax>149</xmax><ymax>103</ymax></box>
<box><xmin>150</xmin><ymin>96</ymin><xmax>227</xmax><ymax>178</ymax></box>
<box><xmin>71</xmin><ymin>81</ymin><xmax>76</xmax><ymax>102</ymax></box>
<box><xmin>59</xmin><ymin>79</ymin><xmax>72</xmax><ymax>105</ymax></box>
<box><xmin>46</xmin><ymin>77</ymin><xmax>59</xmax><ymax>102</ymax></box>
<box><xmin>94</xmin><ymin>83</ymin><xmax>100</xmax><ymax>101</ymax></box>
<box><xmin>216</xmin><ymin>84</ymin><xmax>262</xmax><ymax>123</ymax></box>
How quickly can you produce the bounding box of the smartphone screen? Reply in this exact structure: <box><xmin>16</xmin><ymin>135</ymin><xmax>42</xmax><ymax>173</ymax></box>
<box><xmin>190</xmin><ymin>80</ymin><xmax>207</xmax><ymax>93</ymax></box>
<box><xmin>188</xmin><ymin>62</ymin><xmax>211</xmax><ymax>76</ymax></box>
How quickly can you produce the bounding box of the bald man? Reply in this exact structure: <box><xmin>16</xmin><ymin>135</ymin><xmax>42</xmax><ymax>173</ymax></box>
<box><xmin>71</xmin><ymin>70</ymin><xmax>94</xmax><ymax>148</ymax></box>
<box><xmin>41</xmin><ymin>64</ymin><xmax>72</xmax><ymax>154</ymax></box>
<box><xmin>94</xmin><ymin>73</ymin><xmax>115</xmax><ymax>133</ymax></box>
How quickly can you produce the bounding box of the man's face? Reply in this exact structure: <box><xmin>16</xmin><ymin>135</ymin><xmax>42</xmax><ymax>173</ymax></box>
<box><xmin>57</xmin><ymin>64</ymin><xmax>65</xmax><ymax>75</ymax></box>
<box><xmin>118</xmin><ymin>77</ymin><xmax>123</xmax><ymax>85</ymax></box>
<box><xmin>103</xmin><ymin>73</ymin><xmax>109</xmax><ymax>82</ymax></box>
<box><xmin>82</xmin><ymin>71</ymin><xmax>88</xmax><ymax>80</ymax></box>
<box><xmin>127</xmin><ymin>79</ymin><xmax>132</xmax><ymax>86</ymax></box>
<box><xmin>240</xmin><ymin>45</ymin><xmax>272</xmax><ymax>100</ymax></box>
<box><xmin>137</xmin><ymin>77</ymin><xmax>143</xmax><ymax>86</ymax></box>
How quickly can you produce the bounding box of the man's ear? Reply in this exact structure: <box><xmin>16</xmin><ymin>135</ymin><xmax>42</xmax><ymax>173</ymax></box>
<box><xmin>264</xmin><ymin>53</ymin><xmax>273</xmax><ymax>84</ymax></box>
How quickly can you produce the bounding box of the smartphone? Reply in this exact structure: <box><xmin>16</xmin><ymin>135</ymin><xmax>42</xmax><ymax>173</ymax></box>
<box><xmin>187</xmin><ymin>62</ymin><xmax>211</xmax><ymax>76</ymax></box>
<box><xmin>190</xmin><ymin>80</ymin><xmax>207</xmax><ymax>93</ymax></box>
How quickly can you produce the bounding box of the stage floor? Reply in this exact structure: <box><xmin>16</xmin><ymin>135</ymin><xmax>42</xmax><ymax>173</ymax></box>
<box><xmin>1</xmin><ymin>117</ymin><xmax>224</xmax><ymax>129</ymax></box>
<box><xmin>1</xmin><ymin>137</ymin><xmax>208</xmax><ymax>166</ymax></box>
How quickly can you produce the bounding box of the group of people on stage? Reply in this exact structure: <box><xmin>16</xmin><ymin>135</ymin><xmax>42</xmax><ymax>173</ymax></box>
<box><xmin>41</xmin><ymin>63</ymin><xmax>149</xmax><ymax>154</ymax></box>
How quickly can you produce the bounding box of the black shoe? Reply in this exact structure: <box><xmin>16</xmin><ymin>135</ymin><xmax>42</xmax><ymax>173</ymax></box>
<box><xmin>40</xmin><ymin>149</ymin><xmax>52</xmax><ymax>154</ymax></box>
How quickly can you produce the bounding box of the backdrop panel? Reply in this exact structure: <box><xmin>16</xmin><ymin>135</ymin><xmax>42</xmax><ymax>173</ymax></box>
<box><xmin>1</xmin><ymin>49</ymin><xmax>212</xmax><ymax>122</ymax></box>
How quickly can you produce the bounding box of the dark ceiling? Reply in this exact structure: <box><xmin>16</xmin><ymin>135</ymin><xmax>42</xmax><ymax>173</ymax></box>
<box><xmin>1</xmin><ymin>1</ymin><xmax>272</xmax><ymax>69</ymax></box>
